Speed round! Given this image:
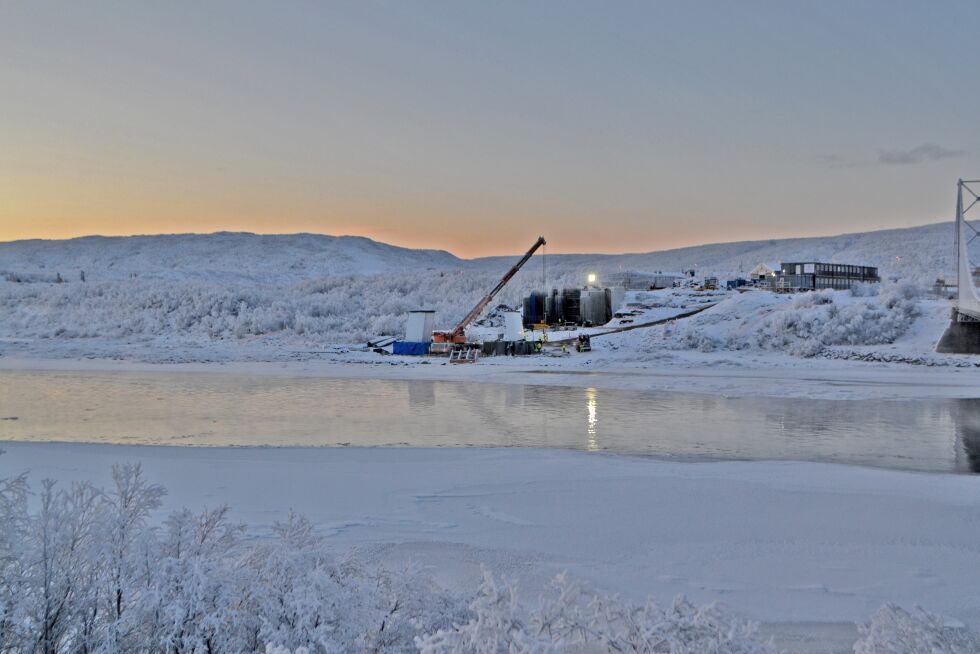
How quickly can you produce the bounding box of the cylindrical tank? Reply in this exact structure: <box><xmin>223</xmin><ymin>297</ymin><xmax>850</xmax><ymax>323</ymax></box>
<box><xmin>579</xmin><ymin>289</ymin><xmax>603</xmax><ymax>326</ymax></box>
<box><xmin>503</xmin><ymin>311</ymin><xmax>524</xmax><ymax>341</ymax></box>
<box><xmin>562</xmin><ymin>288</ymin><xmax>581</xmax><ymax>324</ymax></box>
<box><xmin>534</xmin><ymin>291</ymin><xmax>548</xmax><ymax>323</ymax></box>
<box><xmin>605</xmin><ymin>286</ymin><xmax>625</xmax><ymax>318</ymax></box>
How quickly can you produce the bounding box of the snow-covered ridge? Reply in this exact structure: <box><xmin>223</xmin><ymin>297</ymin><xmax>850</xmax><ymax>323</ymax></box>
<box><xmin>0</xmin><ymin>232</ymin><xmax>464</xmax><ymax>283</ymax></box>
<box><xmin>0</xmin><ymin>221</ymin><xmax>956</xmax><ymax>284</ymax></box>
<box><xmin>475</xmin><ymin>221</ymin><xmax>953</xmax><ymax>283</ymax></box>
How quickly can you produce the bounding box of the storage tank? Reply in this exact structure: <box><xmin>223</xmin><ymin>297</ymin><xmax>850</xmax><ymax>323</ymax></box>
<box><xmin>562</xmin><ymin>288</ymin><xmax>581</xmax><ymax>324</ymax></box>
<box><xmin>605</xmin><ymin>287</ymin><xmax>625</xmax><ymax>317</ymax></box>
<box><xmin>579</xmin><ymin>289</ymin><xmax>608</xmax><ymax>326</ymax></box>
<box><xmin>503</xmin><ymin>311</ymin><xmax>524</xmax><ymax>341</ymax></box>
<box><xmin>522</xmin><ymin>291</ymin><xmax>550</xmax><ymax>327</ymax></box>
<box><xmin>544</xmin><ymin>291</ymin><xmax>557</xmax><ymax>325</ymax></box>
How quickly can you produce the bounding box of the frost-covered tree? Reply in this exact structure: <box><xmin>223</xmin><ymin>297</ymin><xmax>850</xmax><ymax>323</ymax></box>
<box><xmin>417</xmin><ymin>570</ymin><xmax>775</xmax><ymax>654</ymax></box>
<box><xmin>98</xmin><ymin>464</ymin><xmax>166</xmax><ymax>652</ymax></box>
<box><xmin>853</xmin><ymin>603</ymin><xmax>980</xmax><ymax>654</ymax></box>
<box><xmin>0</xmin><ymin>472</ymin><xmax>29</xmax><ymax>651</ymax></box>
<box><xmin>23</xmin><ymin>480</ymin><xmax>103</xmax><ymax>654</ymax></box>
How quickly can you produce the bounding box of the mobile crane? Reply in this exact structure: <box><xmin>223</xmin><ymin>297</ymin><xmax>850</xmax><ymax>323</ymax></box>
<box><xmin>430</xmin><ymin>236</ymin><xmax>546</xmax><ymax>354</ymax></box>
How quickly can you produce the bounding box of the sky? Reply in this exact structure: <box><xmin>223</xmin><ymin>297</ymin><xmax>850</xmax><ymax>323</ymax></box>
<box><xmin>1</xmin><ymin>1</ymin><xmax>978</xmax><ymax>257</ymax></box>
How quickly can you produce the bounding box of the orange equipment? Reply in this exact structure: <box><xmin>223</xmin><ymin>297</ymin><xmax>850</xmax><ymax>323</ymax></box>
<box><xmin>431</xmin><ymin>236</ymin><xmax>546</xmax><ymax>349</ymax></box>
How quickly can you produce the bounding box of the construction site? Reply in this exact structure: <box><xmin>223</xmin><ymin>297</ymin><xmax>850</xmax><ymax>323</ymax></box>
<box><xmin>368</xmin><ymin>179</ymin><xmax>980</xmax><ymax>362</ymax></box>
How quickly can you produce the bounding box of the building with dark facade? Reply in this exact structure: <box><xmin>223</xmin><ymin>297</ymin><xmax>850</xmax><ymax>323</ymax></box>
<box><xmin>776</xmin><ymin>262</ymin><xmax>880</xmax><ymax>291</ymax></box>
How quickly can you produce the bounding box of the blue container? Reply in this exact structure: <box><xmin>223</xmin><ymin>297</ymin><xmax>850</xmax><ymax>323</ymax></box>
<box><xmin>392</xmin><ymin>341</ymin><xmax>430</xmax><ymax>356</ymax></box>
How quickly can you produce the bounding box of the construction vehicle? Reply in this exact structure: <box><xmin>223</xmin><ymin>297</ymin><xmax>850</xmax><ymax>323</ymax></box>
<box><xmin>430</xmin><ymin>236</ymin><xmax>546</xmax><ymax>354</ymax></box>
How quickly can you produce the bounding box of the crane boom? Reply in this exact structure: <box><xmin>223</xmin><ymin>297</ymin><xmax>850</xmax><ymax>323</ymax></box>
<box><xmin>434</xmin><ymin>236</ymin><xmax>546</xmax><ymax>344</ymax></box>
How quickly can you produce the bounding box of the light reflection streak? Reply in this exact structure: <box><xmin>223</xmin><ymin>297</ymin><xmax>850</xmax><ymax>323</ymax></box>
<box><xmin>586</xmin><ymin>387</ymin><xmax>598</xmax><ymax>451</ymax></box>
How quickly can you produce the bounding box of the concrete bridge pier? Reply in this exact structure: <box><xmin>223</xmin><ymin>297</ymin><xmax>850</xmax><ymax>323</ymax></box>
<box><xmin>937</xmin><ymin>309</ymin><xmax>980</xmax><ymax>354</ymax></box>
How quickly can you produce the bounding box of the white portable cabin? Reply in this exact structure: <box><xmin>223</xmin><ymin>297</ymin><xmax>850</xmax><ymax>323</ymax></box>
<box><xmin>404</xmin><ymin>310</ymin><xmax>435</xmax><ymax>343</ymax></box>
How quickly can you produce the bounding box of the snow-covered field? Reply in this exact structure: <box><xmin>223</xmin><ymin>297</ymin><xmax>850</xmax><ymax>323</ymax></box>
<box><xmin>3</xmin><ymin>443</ymin><xmax>980</xmax><ymax>653</ymax></box>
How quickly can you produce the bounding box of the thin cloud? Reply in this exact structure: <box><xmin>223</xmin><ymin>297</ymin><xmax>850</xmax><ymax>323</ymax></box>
<box><xmin>877</xmin><ymin>143</ymin><xmax>968</xmax><ymax>165</ymax></box>
<box><xmin>815</xmin><ymin>143</ymin><xmax>969</xmax><ymax>169</ymax></box>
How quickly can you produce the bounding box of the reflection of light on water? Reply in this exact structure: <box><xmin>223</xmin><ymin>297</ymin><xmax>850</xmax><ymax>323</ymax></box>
<box><xmin>586</xmin><ymin>387</ymin><xmax>598</xmax><ymax>451</ymax></box>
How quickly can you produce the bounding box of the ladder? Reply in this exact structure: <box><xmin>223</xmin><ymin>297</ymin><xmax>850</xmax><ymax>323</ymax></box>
<box><xmin>449</xmin><ymin>347</ymin><xmax>479</xmax><ymax>364</ymax></box>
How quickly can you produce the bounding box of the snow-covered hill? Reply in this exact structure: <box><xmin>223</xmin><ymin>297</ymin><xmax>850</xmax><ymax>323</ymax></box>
<box><xmin>476</xmin><ymin>222</ymin><xmax>955</xmax><ymax>284</ymax></box>
<box><xmin>0</xmin><ymin>221</ymin><xmax>957</xmax><ymax>285</ymax></box>
<box><xmin>0</xmin><ymin>221</ymin><xmax>961</xmax><ymax>360</ymax></box>
<box><xmin>0</xmin><ymin>232</ymin><xmax>463</xmax><ymax>283</ymax></box>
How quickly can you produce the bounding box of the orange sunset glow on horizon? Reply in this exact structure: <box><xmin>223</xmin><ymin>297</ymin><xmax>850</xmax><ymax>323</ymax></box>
<box><xmin>1</xmin><ymin>2</ymin><xmax>973</xmax><ymax>258</ymax></box>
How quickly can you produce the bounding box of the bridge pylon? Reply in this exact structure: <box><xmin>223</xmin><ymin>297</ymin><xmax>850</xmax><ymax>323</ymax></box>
<box><xmin>937</xmin><ymin>179</ymin><xmax>980</xmax><ymax>353</ymax></box>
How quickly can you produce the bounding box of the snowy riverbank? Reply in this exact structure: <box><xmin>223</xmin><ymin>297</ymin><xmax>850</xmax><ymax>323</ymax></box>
<box><xmin>4</xmin><ymin>278</ymin><xmax>978</xmax><ymax>402</ymax></box>
<box><xmin>1</xmin><ymin>227</ymin><xmax>973</xmax><ymax>375</ymax></box>
<box><xmin>3</xmin><ymin>442</ymin><xmax>980</xmax><ymax>651</ymax></box>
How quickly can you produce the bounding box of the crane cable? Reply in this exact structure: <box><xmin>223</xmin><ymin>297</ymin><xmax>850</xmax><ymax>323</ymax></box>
<box><xmin>542</xmin><ymin>241</ymin><xmax>546</xmax><ymax>288</ymax></box>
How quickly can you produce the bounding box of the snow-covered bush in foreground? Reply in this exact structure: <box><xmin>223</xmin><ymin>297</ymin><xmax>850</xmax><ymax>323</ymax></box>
<box><xmin>418</xmin><ymin>571</ymin><xmax>772</xmax><ymax>653</ymax></box>
<box><xmin>0</xmin><ymin>464</ymin><xmax>766</xmax><ymax>653</ymax></box>
<box><xmin>853</xmin><ymin>603</ymin><xmax>980</xmax><ymax>653</ymax></box>
<box><xmin>2</xmin><ymin>463</ymin><xmax>976</xmax><ymax>653</ymax></box>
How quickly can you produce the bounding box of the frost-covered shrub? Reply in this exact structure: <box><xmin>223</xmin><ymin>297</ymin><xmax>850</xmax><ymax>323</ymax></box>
<box><xmin>757</xmin><ymin>288</ymin><xmax>921</xmax><ymax>356</ymax></box>
<box><xmin>791</xmin><ymin>289</ymin><xmax>835</xmax><ymax>308</ymax></box>
<box><xmin>0</xmin><ymin>465</ymin><xmax>463</xmax><ymax>654</ymax></box>
<box><xmin>851</xmin><ymin>281</ymin><xmax>881</xmax><ymax>297</ymax></box>
<box><xmin>665</xmin><ymin>286</ymin><xmax>924</xmax><ymax>358</ymax></box>
<box><xmin>418</xmin><ymin>571</ymin><xmax>775</xmax><ymax>653</ymax></box>
<box><xmin>853</xmin><ymin>603</ymin><xmax>980</xmax><ymax>653</ymax></box>
<box><xmin>0</xmin><ymin>463</ymin><xmax>776</xmax><ymax>654</ymax></box>
<box><xmin>0</xmin><ymin>268</ymin><xmax>582</xmax><ymax>346</ymax></box>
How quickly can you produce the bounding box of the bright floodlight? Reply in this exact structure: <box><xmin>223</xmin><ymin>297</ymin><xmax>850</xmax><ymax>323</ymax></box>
<box><xmin>587</xmin><ymin>273</ymin><xmax>597</xmax><ymax>285</ymax></box>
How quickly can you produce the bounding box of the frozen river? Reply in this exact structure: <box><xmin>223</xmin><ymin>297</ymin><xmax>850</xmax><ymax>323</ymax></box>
<box><xmin>1</xmin><ymin>369</ymin><xmax>978</xmax><ymax>473</ymax></box>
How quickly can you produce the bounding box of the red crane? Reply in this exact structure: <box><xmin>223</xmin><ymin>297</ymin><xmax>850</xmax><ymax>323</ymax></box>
<box><xmin>431</xmin><ymin>236</ymin><xmax>546</xmax><ymax>350</ymax></box>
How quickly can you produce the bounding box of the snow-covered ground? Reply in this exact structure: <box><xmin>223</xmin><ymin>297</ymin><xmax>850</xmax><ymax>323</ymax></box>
<box><xmin>3</xmin><ymin>443</ymin><xmax>979</xmax><ymax>652</ymax></box>
<box><xmin>599</xmin><ymin>285</ymin><xmax>964</xmax><ymax>364</ymax></box>
<box><xmin>1</xmin><ymin>282</ymin><xmax>975</xmax><ymax>401</ymax></box>
<box><xmin>0</xmin><ymin>221</ymin><xmax>967</xmax><ymax>359</ymax></box>
<box><xmin>3</xmin><ymin>226</ymin><xmax>980</xmax><ymax>651</ymax></box>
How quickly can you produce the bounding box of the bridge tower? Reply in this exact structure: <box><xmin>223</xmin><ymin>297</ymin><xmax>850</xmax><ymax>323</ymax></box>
<box><xmin>937</xmin><ymin>179</ymin><xmax>980</xmax><ymax>353</ymax></box>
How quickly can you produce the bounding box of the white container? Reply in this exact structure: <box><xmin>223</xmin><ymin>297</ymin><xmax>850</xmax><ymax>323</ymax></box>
<box><xmin>503</xmin><ymin>311</ymin><xmax>524</xmax><ymax>342</ymax></box>
<box><xmin>405</xmin><ymin>310</ymin><xmax>435</xmax><ymax>343</ymax></box>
